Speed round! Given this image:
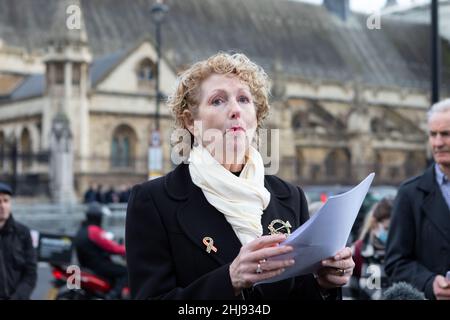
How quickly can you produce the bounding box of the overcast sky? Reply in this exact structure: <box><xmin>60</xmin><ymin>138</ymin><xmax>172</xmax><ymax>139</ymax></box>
<box><xmin>294</xmin><ymin>0</ymin><xmax>430</xmax><ymax>13</ymax></box>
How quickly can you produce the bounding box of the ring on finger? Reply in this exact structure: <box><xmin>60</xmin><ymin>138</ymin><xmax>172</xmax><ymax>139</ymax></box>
<box><xmin>337</xmin><ymin>268</ymin><xmax>348</xmax><ymax>276</ymax></box>
<box><xmin>256</xmin><ymin>263</ymin><xmax>262</xmax><ymax>274</ymax></box>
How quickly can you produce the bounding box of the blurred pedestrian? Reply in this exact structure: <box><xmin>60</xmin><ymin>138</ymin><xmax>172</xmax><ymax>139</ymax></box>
<box><xmin>119</xmin><ymin>185</ymin><xmax>131</xmax><ymax>203</ymax></box>
<box><xmin>73</xmin><ymin>202</ymin><xmax>127</xmax><ymax>299</ymax></box>
<box><xmin>349</xmin><ymin>197</ymin><xmax>393</xmax><ymax>300</ymax></box>
<box><xmin>95</xmin><ymin>184</ymin><xmax>106</xmax><ymax>203</ymax></box>
<box><xmin>83</xmin><ymin>183</ymin><xmax>97</xmax><ymax>203</ymax></box>
<box><xmin>105</xmin><ymin>186</ymin><xmax>120</xmax><ymax>204</ymax></box>
<box><xmin>0</xmin><ymin>182</ymin><xmax>37</xmax><ymax>300</ymax></box>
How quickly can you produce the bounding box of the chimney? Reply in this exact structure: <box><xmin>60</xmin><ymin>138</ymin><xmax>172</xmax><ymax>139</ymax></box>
<box><xmin>323</xmin><ymin>0</ymin><xmax>350</xmax><ymax>21</ymax></box>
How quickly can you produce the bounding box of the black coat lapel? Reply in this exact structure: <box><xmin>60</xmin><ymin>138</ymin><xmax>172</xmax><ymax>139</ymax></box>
<box><xmin>261</xmin><ymin>197</ymin><xmax>298</xmax><ymax>236</ymax></box>
<box><xmin>177</xmin><ymin>185</ymin><xmax>242</xmax><ymax>266</ymax></box>
<box><xmin>261</xmin><ymin>176</ymin><xmax>299</xmax><ymax>236</ymax></box>
<box><xmin>172</xmin><ymin>164</ymin><xmax>300</xmax><ymax>266</ymax></box>
<box><xmin>419</xmin><ymin>166</ymin><xmax>450</xmax><ymax>243</ymax></box>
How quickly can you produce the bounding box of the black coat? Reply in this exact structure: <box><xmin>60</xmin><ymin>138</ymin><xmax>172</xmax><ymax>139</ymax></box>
<box><xmin>0</xmin><ymin>215</ymin><xmax>37</xmax><ymax>300</ymax></box>
<box><xmin>74</xmin><ymin>223</ymin><xmax>116</xmax><ymax>274</ymax></box>
<box><xmin>126</xmin><ymin>164</ymin><xmax>339</xmax><ymax>300</ymax></box>
<box><xmin>385</xmin><ymin>165</ymin><xmax>450</xmax><ymax>299</ymax></box>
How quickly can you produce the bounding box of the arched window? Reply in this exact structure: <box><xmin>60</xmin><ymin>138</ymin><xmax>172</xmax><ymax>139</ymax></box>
<box><xmin>55</xmin><ymin>62</ymin><xmax>64</xmax><ymax>85</ymax></box>
<box><xmin>20</xmin><ymin>128</ymin><xmax>32</xmax><ymax>170</ymax></box>
<box><xmin>370</xmin><ymin>118</ymin><xmax>382</xmax><ymax>134</ymax></box>
<box><xmin>325</xmin><ymin>149</ymin><xmax>351</xmax><ymax>180</ymax></box>
<box><xmin>136</xmin><ymin>58</ymin><xmax>156</xmax><ymax>93</ymax></box>
<box><xmin>72</xmin><ymin>63</ymin><xmax>81</xmax><ymax>85</ymax></box>
<box><xmin>296</xmin><ymin>148</ymin><xmax>304</xmax><ymax>179</ymax></box>
<box><xmin>137</xmin><ymin>58</ymin><xmax>156</xmax><ymax>82</ymax></box>
<box><xmin>111</xmin><ymin>125</ymin><xmax>137</xmax><ymax>168</ymax></box>
<box><xmin>374</xmin><ymin>152</ymin><xmax>382</xmax><ymax>178</ymax></box>
<box><xmin>292</xmin><ymin>112</ymin><xmax>304</xmax><ymax>130</ymax></box>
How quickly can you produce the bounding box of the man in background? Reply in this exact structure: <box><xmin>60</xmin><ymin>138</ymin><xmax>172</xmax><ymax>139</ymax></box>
<box><xmin>0</xmin><ymin>182</ymin><xmax>37</xmax><ymax>300</ymax></box>
<box><xmin>385</xmin><ymin>99</ymin><xmax>450</xmax><ymax>300</ymax></box>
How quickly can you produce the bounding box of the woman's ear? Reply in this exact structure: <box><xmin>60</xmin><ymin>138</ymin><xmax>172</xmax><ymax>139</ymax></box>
<box><xmin>182</xmin><ymin>109</ymin><xmax>194</xmax><ymax>135</ymax></box>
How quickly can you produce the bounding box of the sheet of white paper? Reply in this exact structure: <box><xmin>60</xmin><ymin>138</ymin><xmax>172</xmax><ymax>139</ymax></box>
<box><xmin>256</xmin><ymin>172</ymin><xmax>375</xmax><ymax>285</ymax></box>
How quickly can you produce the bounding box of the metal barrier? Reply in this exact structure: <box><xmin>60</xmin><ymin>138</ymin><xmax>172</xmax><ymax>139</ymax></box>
<box><xmin>12</xmin><ymin>203</ymin><xmax>127</xmax><ymax>239</ymax></box>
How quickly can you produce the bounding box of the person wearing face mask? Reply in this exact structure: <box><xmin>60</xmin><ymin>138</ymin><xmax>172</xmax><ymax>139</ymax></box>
<box><xmin>347</xmin><ymin>198</ymin><xmax>393</xmax><ymax>300</ymax></box>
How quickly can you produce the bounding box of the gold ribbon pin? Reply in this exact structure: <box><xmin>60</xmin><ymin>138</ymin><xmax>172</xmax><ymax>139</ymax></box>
<box><xmin>268</xmin><ymin>219</ymin><xmax>292</xmax><ymax>236</ymax></box>
<box><xmin>202</xmin><ymin>237</ymin><xmax>218</xmax><ymax>253</ymax></box>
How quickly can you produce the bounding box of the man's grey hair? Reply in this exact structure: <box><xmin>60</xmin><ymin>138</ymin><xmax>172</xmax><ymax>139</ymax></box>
<box><xmin>428</xmin><ymin>98</ymin><xmax>450</xmax><ymax>121</ymax></box>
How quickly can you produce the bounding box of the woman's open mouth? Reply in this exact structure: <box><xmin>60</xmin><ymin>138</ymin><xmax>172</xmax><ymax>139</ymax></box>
<box><xmin>228</xmin><ymin>126</ymin><xmax>245</xmax><ymax>133</ymax></box>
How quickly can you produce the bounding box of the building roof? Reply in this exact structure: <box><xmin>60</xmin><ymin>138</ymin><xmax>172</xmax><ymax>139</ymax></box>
<box><xmin>9</xmin><ymin>74</ymin><xmax>45</xmax><ymax>100</ymax></box>
<box><xmin>89</xmin><ymin>48</ymin><xmax>128</xmax><ymax>86</ymax></box>
<box><xmin>0</xmin><ymin>0</ymin><xmax>449</xmax><ymax>92</ymax></box>
<box><xmin>2</xmin><ymin>48</ymin><xmax>129</xmax><ymax>102</ymax></box>
<box><xmin>0</xmin><ymin>73</ymin><xmax>25</xmax><ymax>96</ymax></box>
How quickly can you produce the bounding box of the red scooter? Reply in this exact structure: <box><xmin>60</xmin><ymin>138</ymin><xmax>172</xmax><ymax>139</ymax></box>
<box><xmin>47</xmin><ymin>262</ymin><xmax>130</xmax><ymax>300</ymax></box>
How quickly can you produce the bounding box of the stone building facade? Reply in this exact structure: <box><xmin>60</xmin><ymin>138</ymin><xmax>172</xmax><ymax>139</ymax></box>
<box><xmin>0</xmin><ymin>0</ymin><xmax>449</xmax><ymax>200</ymax></box>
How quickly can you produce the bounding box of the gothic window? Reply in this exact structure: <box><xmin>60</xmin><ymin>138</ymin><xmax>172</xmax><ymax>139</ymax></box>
<box><xmin>292</xmin><ymin>112</ymin><xmax>304</xmax><ymax>130</ymax></box>
<box><xmin>136</xmin><ymin>58</ymin><xmax>156</xmax><ymax>92</ymax></box>
<box><xmin>111</xmin><ymin>125</ymin><xmax>137</xmax><ymax>168</ymax></box>
<box><xmin>371</xmin><ymin>118</ymin><xmax>382</xmax><ymax>134</ymax></box>
<box><xmin>296</xmin><ymin>148</ymin><xmax>304</xmax><ymax>179</ymax></box>
<box><xmin>55</xmin><ymin>62</ymin><xmax>64</xmax><ymax>85</ymax></box>
<box><xmin>374</xmin><ymin>152</ymin><xmax>382</xmax><ymax>178</ymax></box>
<box><xmin>311</xmin><ymin>164</ymin><xmax>321</xmax><ymax>182</ymax></box>
<box><xmin>72</xmin><ymin>63</ymin><xmax>81</xmax><ymax>85</ymax></box>
<box><xmin>388</xmin><ymin>166</ymin><xmax>400</xmax><ymax>180</ymax></box>
<box><xmin>325</xmin><ymin>148</ymin><xmax>351</xmax><ymax>180</ymax></box>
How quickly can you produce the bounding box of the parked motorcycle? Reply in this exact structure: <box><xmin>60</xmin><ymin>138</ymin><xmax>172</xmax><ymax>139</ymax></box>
<box><xmin>37</xmin><ymin>232</ymin><xmax>129</xmax><ymax>300</ymax></box>
<box><xmin>47</xmin><ymin>262</ymin><xmax>130</xmax><ymax>300</ymax></box>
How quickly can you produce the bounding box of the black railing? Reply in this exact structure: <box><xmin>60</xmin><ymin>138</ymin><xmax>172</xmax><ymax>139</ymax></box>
<box><xmin>294</xmin><ymin>162</ymin><xmax>424</xmax><ymax>186</ymax></box>
<box><xmin>0</xmin><ymin>147</ymin><xmax>426</xmax><ymax>196</ymax></box>
<box><xmin>0</xmin><ymin>147</ymin><xmax>50</xmax><ymax>196</ymax></box>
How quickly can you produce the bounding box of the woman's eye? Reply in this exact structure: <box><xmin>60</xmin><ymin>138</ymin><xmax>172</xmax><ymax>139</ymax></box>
<box><xmin>211</xmin><ymin>98</ymin><xmax>224</xmax><ymax>106</ymax></box>
<box><xmin>238</xmin><ymin>96</ymin><xmax>250</xmax><ymax>103</ymax></box>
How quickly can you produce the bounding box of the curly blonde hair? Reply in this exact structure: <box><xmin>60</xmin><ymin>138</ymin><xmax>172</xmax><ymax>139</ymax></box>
<box><xmin>167</xmin><ymin>52</ymin><xmax>271</xmax><ymax>129</ymax></box>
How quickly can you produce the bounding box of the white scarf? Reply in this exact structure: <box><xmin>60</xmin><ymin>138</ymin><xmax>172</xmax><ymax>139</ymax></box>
<box><xmin>188</xmin><ymin>144</ymin><xmax>271</xmax><ymax>245</ymax></box>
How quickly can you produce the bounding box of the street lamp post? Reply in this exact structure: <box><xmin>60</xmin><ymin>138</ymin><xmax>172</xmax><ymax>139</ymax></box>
<box><xmin>431</xmin><ymin>0</ymin><xmax>441</xmax><ymax>105</ymax></box>
<box><xmin>148</xmin><ymin>0</ymin><xmax>168</xmax><ymax>180</ymax></box>
<box><xmin>428</xmin><ymin>0</ymin><xmax>440</xmax><ymax>168</ymax></box>
<box><xmin>151</xmin><ymin>0</ymin><xmax>168</xmax><ymax>131</ymax></box>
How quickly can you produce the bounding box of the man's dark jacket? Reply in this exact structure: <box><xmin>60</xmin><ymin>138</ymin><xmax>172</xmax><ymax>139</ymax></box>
<box><xmin>385</xmin><ymin>165</ymin><xmax>450</xmax><ymax>299</ymax></box>
<box><xmin>0</xmin><ymin>215</ymin><xmax>37</xmax><ymax>299</ymax></box>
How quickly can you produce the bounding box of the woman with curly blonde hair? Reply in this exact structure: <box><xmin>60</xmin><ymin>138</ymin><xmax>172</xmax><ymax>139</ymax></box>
<box><xmin>126</xmin><ymin>52</ymin><xmax>354</xmax><ymax>300</ymax></box>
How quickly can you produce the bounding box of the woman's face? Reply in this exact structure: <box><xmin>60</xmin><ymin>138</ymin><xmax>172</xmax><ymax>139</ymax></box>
<box><xmin>186</xmin><ymin>73</ymin><xmax>257</xmax><ymax>166</ymax></box>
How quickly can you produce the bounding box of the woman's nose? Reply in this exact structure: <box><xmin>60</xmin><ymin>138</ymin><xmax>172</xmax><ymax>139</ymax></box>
<box><xmin>229</xmin><ymin>100</ymin><xmax>241</xmax><ymax>119</ymax></box>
